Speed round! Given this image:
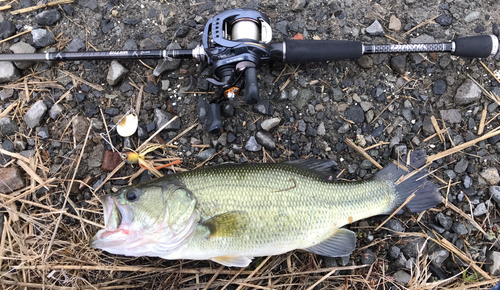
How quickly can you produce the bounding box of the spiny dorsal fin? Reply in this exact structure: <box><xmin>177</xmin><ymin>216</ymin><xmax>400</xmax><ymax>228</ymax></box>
<box><xmin>304</xmin><ymin>228</ymin><xmax>356</xmax><ymax>257</ymax></box>
<box><xmin>211</xmin><ymin>255</ymin><xmax>253</xmax><ymax>267</ymax></box>
<box><xmin>283</xmin><ymin>159</ymin><xmax>337</xmax><ymax>179</ymax></box>
<box><xmin>202</xmin><ymin>211</ymin><xmax>248</xmax><ymax>238</ymax></box>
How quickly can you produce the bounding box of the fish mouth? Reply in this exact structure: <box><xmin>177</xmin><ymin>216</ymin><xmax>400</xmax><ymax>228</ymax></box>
<box><xmin>90</xmin><ymin>195</ymin><xmax>133</xmax><ymax>247</ymax></box>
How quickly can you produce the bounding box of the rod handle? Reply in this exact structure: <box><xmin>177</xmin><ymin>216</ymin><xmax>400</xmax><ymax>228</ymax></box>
<box><xmin>283</xmin><ymin>40</ymin><xmax>363</xmax><ymax>63</ymax></box>
<box><xmin>452</xmin><ymin>35</ymin><xmax>498</xmax><ymax>58</ymax></box>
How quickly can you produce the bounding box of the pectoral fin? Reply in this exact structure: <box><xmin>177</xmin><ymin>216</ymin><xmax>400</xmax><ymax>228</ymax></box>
<box><xmin>304</xmin><ymin>228</ymin><xmax>356</xmax><ymax>257</ymax></box>
<box><xmin>212</xmin><ymin>255</ymin><xmax>253</xmax><ymax>267</ymax></box>
<box><xmin>202</xmin><ymin>211</ymin><xmax>248</xmax><ymax>238</ymax></box>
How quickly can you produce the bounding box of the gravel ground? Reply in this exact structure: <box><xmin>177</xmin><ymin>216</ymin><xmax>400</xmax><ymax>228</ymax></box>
<box><xmin>1</xmin><ymin>0</ymin><xmax>500</xmax><ymax>289</ymax></box>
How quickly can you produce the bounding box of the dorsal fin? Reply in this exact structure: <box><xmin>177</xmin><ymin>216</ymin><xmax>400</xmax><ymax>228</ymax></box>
<box><xmin>283</xmin><ymin>159</ymin><xmax>337</xmax><ymax>180</ymax></box>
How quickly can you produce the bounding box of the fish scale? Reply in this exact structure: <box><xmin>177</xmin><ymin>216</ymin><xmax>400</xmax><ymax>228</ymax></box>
<box><xmin>165</xmin><ymin>163</ymin><xmax>396</xmax><ymax>259</ymax></box>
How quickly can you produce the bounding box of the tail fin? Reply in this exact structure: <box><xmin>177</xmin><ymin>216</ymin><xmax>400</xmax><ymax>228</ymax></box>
<box><xmin>375</xmin><ymin>150</ymin><xmax>441</xmax><ymax>214</ymax></box>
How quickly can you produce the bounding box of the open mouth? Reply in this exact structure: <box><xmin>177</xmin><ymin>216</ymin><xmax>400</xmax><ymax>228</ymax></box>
<box><xmin>90</xmin><ymin>195</ymin><xmax>133</xmax><ymax>246</ymax></box>
<box><xmin>102</xmin><ymin>195</ymin><xmax>122</xmax><ymax>231</ymax></box>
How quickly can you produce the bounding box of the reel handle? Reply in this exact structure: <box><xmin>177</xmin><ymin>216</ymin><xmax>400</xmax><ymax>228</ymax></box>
<box><xmin>205</xmin><ymin>102</ymin><xmax>223</xmax><ymax>134</ymax></box>
<box><xmin>243</xmin><ymin>66</ymin><xmax>259</xmax><ymax>104</ymax></box>
<box><xmin>452</xmin><ymin>35</ymin><xmax>498</xmax><ymax>58</ymax></box>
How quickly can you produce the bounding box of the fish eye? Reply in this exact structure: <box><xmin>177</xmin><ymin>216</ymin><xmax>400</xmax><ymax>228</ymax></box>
<box><xmin>125</xmin><ymin>188</ymin><xmax>141</xmax><ymax>202</ymax></box>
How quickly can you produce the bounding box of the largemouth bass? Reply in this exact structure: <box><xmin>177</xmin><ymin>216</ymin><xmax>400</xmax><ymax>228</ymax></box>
<box><xmin>90</xmin><ymin>150</ymin><xmax>441</xmax><ymax>267</ymax></box>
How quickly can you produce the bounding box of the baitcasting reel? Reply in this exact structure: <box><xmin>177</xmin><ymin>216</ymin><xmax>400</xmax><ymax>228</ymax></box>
<box><xmin>200</xmin><ymin>9</ymin><xmax>273</xmax><ymax>133</ymax></box>
<box><xmin>0</xmin><ymin>8</ymin><xmax>498</xmax><ymax>134</ymax></box>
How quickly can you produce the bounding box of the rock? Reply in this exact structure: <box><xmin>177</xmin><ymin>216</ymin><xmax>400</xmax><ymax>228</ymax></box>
<box><xmin>486</xmin><ymin>251</ymin><xmax>500</xmax><ymax>275</ymax></box>
<box><xmin>395</xmin><ymin>252</ymin><xmax>407</xmax><ymax>268</ymax></box>
<box><xmin>245</xmin><ymin>136</ymin><xmax>262</xmax><ymax>152</ymax></box>
<box><xmin>297</xmin><ymin>120</ymin><xmax>306</xmax><ymax>132</ymax></box>
<box><xmin>31</xmin><ymin>28</ymin><xmax>56</xmax><ymax>48</ymax></box>
<box><xmin>66</xmin><ymin>38</ymin><xmax>86</xmax><ymax>52</ymax></box>
<box><xmin>390</xmin><ymin>55</ymin><xmax>406</xmax><ymax>74</ymax></box>
<box><xmin>0</xmin><ymin>61</ymin><xmax>20</xmax><ymax>83</ymax></box>
<box><xmin>218</xmin><ymin>133</ymin><xmax>227</xmax><ymax>146</ymax></box>
<box><xmin>389</xmin><ymin>15</ymin><xmax>402</xmax><ymax>31</ymax></box>
<box><xmin>275</xmin><ymin>21</ymin><xmax>288</xmax><ymax>36</ymax></box>
<box><xmin>0</xmin><ymin>89</ymin><xmax>14</xmax><ymax>101</ymax></box>
<box><xmin>87</xmin><ymin>144</ymin><xmax>104</xmax><ymax>168</ymax></box>
<box><xmin>392</xmin><ymin>144</ymin><xmax>407</xmax><ymax>159</ymax></box>
<box><xmin>465</xmin><ymin>11</ymin><xmax>480</xmax><ymax>23</ymax></box>
<box><xmin>153</xmin><ymin>42</ymin><xmax>182</xmax><ymax>75</ymax></box>
<box><xmin>454</xmin><ymin>158</ymin><xmax>468</xmax><ymax>173</ymax></box>
<box><xmin>38</xmin><ymin>127</ymin><xmax>49</xmax><ymax>139</ymax></box>
<box><xmin>0</xmin><ymin>21</ymin><xmax>16</xmax><ymax>40</ymax></box>
<box><xmin>144</xmin><ymin>81</ymin><xmax>159</xmax><ymax>94</ymax></box>
<box><xmin>24</xmin><ymin>100</ymin><xmax>47</xmax><ymax>128</ymax></box>
<box><xmin>291</xmin><ymin>0</ymin><xmax>305</xmax><ymax>11</ymax></box>
<box><xmin>100</xmin><ymin>150</ymin><xmax>122</xmax><ymax>172</ymax></box>
<box><xmin>463</xmin><ymin>175</ymin><xmax>472</xmax><ymax>188</ymax></box>
<box><xmin>293</xmin><ymin>89</ymin><xmax>313</xmax><ymax>109</ymax></box>
<box><xmin>72</xmin><ymin>115</ymin><xmax>89</xmax><ymax>143</ymax></box>
<box><xmin>222</xmin><ymin>104</ymin><xmax>234</xmax><ymax>117</ymax></box>
<box><xmin>435</xmin><ymin>14</ymin><xmax>452</xmax><ymax>26</ymax></box>
<box><xmin>0</xmin><ymin>118</ymin><xmax>18</xmax><ymax>136</ymax></box>
<box><xmin>261</xmin><ymin>117</ymin><xmax>280</xmax><ymax>131</ymax></box>
<box><xmin>344</xmin><ymin>105</ymin><xmax>364</xmax><ymax>124</ymax></box>
<box><xmin>360</xmin><ymin>102</ymin><xmax>373</xmax><ymax>112</ymax></box>
<box><xmin>317</xmin><ymin>122</ymin><xmax>326</xmax><ymax>136</ymax></box>
<box><xmin>253</xmin><ymin>99</ymin><xmax>269</xmax><ymax>115</ymax></box>
<box><xmin>79</xmin><ymin>0</ymin><xmax>98</xmax><ymax>10</ymax></box>
<box><xmin>356</xmin><ymin>55</ymin><xmax>373</xmax><ymax>68</ymax></box>
<box><xmin>0</xmin><ymin>167</ymin><xmax>25</xmax><ymax>193</ymax></box>
<box><xmin>366</xmin><ymin>20</ymin><xmax>384</xmax><ymax>36</ymax></box>
<box><xmin>491</xmin><ymin>186</ymin><xmax>500</xmax><ymax>205</ymax></box>
<box><xmin>255</xmin><ymin>131</ymin><xmax>276</xmax><ymax>150</ymax></box>
<box><xmin>35</xmin><ymin>9</ymin><xmax>60</xmax><ymax>26</ymax></box>
<box><xmin>361</xmin><ymin>248</ymin><xmax>376</xmax><ymax>264</ymax></box>
<box><xmin>440</xmin><ymin>109</ymin><xmax>461</xmax><ymax>124</ymax></box>
<box><xmin>452</xmin><ymin>222</ymin><xmax>469</xmax><ymax>236</ymax></box>
<box><xmin>455</xmin><ymin>79</ymin><xmax>481</xmax><ymax>106</ymax></box>
<box><xmin>480</xmin><ymin>168</ymin><xmax>500</xmax><ymax>185</ymax></box>
<box><xmin>422</xmin><ymin>116</ymin><xmax>436</xmax><ymax>136</ymax></box>
<box><xmin>10</xmin><ymin>42</ymin><xmax>36</xmax><ymax>69</ymax></box>
<box><xmin>433</xmin><ymin>79</ymin><xmax>446</xmax><ymax>95</ymax></box>
<box><xmin>430</xmin><ymin>249</ymin><xmax>449</xmax><ymax>268</ymax></box>
<box><xmin>402</xmin><ymin>238</ymin><xmax>426</xmax><ymax>258</ymax></box>
<box><xmin>385</xmin><ymin>219</ymin><xmax>405</xmax><ymax>232</ymax></box>
<box><xmin>473</xmin><ymin>203</ymin><xmax>487</xmax><ymax>216</ymax></box>
<box><xmin>196</xmin><ymin>148</ymin><xmax>216</xmax><ymax>161</ymax></box>
<box><xmin>388</xmin><ymin>246</ymin><xmax>401</xmax><ymax>260</ymax></box>
<box><xmin>101</xmin><ymin>19</ymin><xmax>113</xmax><ymax>34</ymax></box>
<box><xmin>393</xmin><ymin>270</ymin><xmax>411</xmax><ymax>285</ymax></box>
<box><xmin>49</xmin><ymin>103</ymin><xmax>63</xmax><ymax>119</ymax></box>
<box><xmin>338</xmin><ymin>122</ymin><xmax>350</xmax><ymax>134</ymax></box>
<box><xmin>154</xmin><ymin>108</ymin><xmax>181</xmax><ymax>131</ymax></box>
<box><xmin>107</xmin><ymin>61</ymin><xmax>128</xmax><ymax>86</ymax></box>
<box><xmin>436</xmin><ymin>212</ymin><xmax>453</xmax><ymax>230</ymax></box>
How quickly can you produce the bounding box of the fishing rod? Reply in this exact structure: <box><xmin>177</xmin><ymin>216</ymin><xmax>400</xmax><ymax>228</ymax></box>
<box><xmin>0</xmin><ymin>9</ymin><xmax>498</xmax><ymax>133</ymax></box>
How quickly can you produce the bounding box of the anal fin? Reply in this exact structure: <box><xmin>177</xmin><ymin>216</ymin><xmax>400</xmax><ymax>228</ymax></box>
<box><xmin>304</xmin><ymin>228</ymin><xmax>356</xmax><ymax>257</ymax></box>
<box><xmin>212</xmin><ymin>255</ymin><xmax>253</xmax><ymax>267</ymax></box>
